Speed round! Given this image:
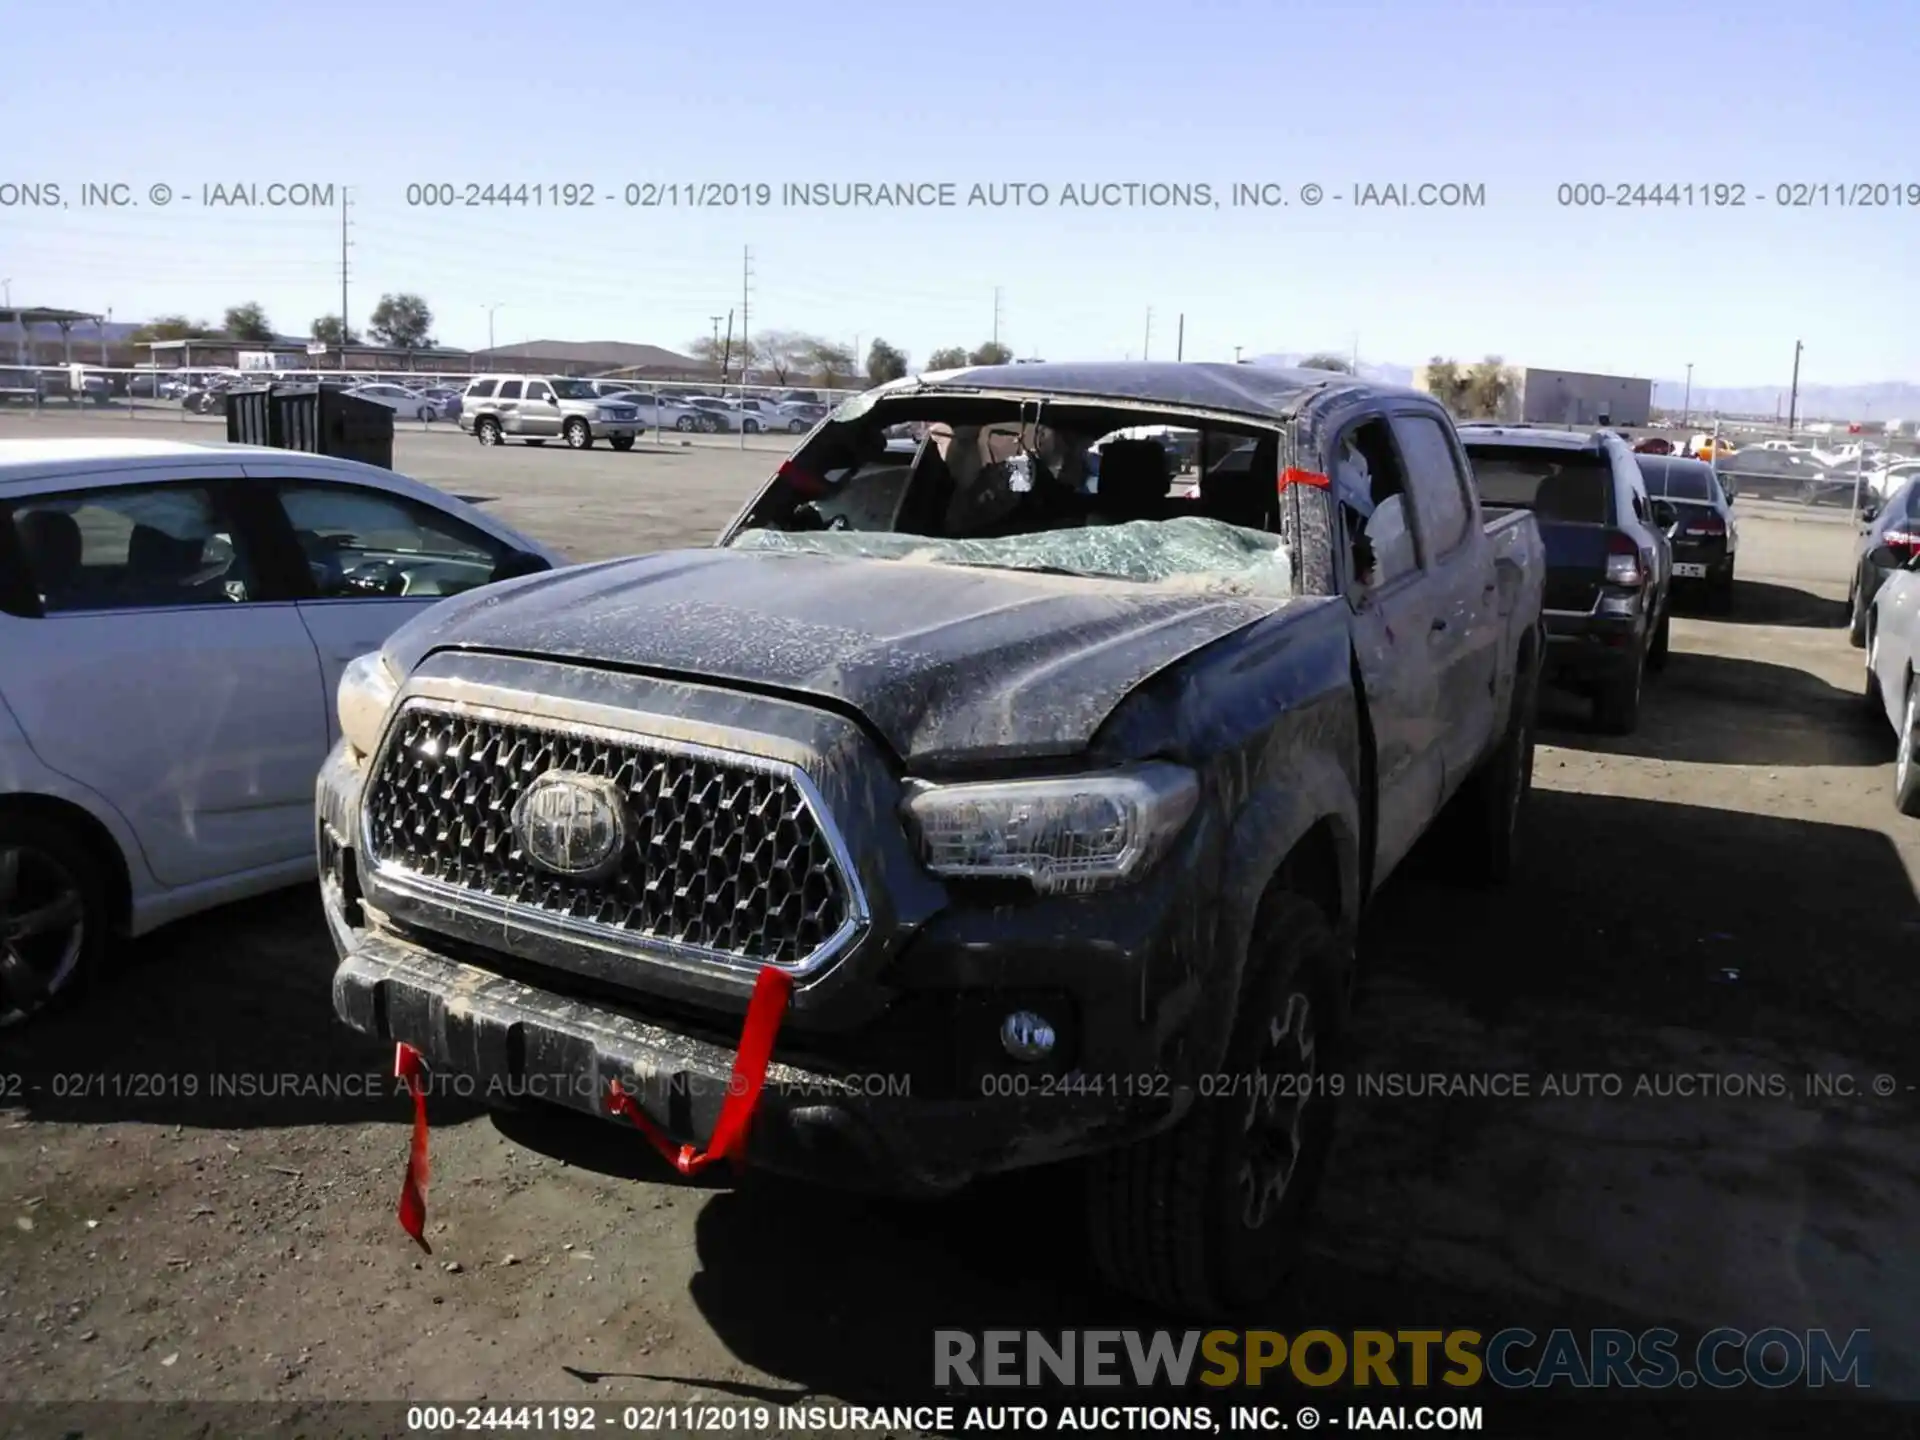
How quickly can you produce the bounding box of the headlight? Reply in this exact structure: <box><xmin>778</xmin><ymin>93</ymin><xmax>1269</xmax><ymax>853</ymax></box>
<box><xmin>594</xmin><ymin>405</ymin><xmax>617</xmax><ymax>420</ymax></box>
<box><xmin>338</xmin><ymin>651</ymin><xmax>401</xmax><ymax>760</ymax></box>
<box><xmin>902</xmin><ymin>762</ymin><xmax>1199</xmax><ymax>894</ymax></box>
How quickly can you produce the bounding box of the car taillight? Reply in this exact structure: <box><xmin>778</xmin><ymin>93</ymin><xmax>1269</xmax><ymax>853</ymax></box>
<box><xmin>1605</xmin><ymin>532</ymin><xmax>1644</xmax><ymax>586</ymax></box>
<box><xmin>1688</xmin><ymin>515</ymin><xmax>1727</xmax><ymax>536</ymax></box>
<box><xmin>1885</xmin><ymin>528</ymin><xmax>1920</xmax><ymax>557</ymax></box>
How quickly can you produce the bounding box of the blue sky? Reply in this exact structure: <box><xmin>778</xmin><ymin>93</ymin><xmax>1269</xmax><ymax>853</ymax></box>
<box><xmin>7</xmin><ymin>0</ymin><xmax>1916</xmax><ymax>386</ymax></box>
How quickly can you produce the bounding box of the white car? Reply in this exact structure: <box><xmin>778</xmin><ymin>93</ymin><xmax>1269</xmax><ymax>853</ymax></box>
<box><xmin>0</xmin><ymin>438</ymin><xmax>563</xmax><ymax>1026</ymax></box>
<box><xmin>680</xmin><ymin>397</ymin><xmax>742</xmax><ymax>432</ymax></box>
<box><xmin>601</xmin><ymin>391</ymin><xmax>717</xmax><ymax>433</ymax></box>
<box><xmin>346</xmin><ymin>383</ymin><xmax>441</xmax><ymax>422</ymax></box>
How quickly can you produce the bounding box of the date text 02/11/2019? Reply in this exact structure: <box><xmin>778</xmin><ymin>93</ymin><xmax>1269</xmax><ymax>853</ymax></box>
<box><xmin>398</xmin><ymin>181</ymin><xmax>1488</xmax><ymax>209</ymax></box>
<box><xmin>1556</xmin><ymin>181</ymin><xmax>1920</xmax><ymax>206</ymax></box>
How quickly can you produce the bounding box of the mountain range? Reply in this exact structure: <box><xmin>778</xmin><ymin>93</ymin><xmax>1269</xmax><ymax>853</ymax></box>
<box><xmin>1250</xmin><ymin>353</ymin><xmax>1918</xmax><ymax>422</ymax></box>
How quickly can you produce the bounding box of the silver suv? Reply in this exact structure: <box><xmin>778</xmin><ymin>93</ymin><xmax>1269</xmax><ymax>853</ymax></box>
<box><xmin>458</xmin><ymin>375</ymin><xmax>642</xmax><ymax>450</ymax></box>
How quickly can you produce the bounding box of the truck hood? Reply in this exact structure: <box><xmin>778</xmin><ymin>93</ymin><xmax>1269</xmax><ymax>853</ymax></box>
<box><xmin>384</xmin><ymin>547</ymin><xmax>1290</xmax><ymax>766</ymax></box>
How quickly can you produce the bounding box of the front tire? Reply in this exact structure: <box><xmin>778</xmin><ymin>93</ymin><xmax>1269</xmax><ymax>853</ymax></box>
<box><xmin>476</xmin><ymin>417</ymin><xmax>503</xmax><ymax>446</ymax></box>
<box><xmin>676</xmin><ymin>415</ymin><xmax>697</xmax><ymax>432</ymax></box>
<box><xmin>1086</xmin><ymin>890</ymin><xmax>1346</xmax><ymax>1316</ymax></box>
<box><xmin>416</xmin><ymin>406</ymin><xmax>434</xmax><ymax>422</ymax></box>
<box><xmin>564</xmin><ymin>419</ymin><xmax>592</xmax><ymax>449</ymax></box>
<box><xmin>0</xmin><ymin>814</ymin><xmax>110</xmax><ymax>1030</ymax></box>
<box><xmin>789</xmin><ymin>419</ymin><xmax>807</xmax><ymax>433</ymax></box>
<box><xmin>1849</xmin><ymin>571</ymin><xmax>1869</xmax><ymax>647</ymax></box>
<box><xmin>610</xmin><ymin>435</ymin><xmax>636</xmax><ymax>452</ymax></box>
<box><xmin>743</xmin><ymin>419</ymin><xmax>761</xmax><ymax>435</ymax></box>
<box><xmin>1896</xmin><ymin>689</ymin><xmax>1920</xmax><ymax>818</ymax></box>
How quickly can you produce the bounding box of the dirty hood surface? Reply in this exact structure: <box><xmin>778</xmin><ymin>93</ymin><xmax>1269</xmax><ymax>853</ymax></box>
<box><xmin>389</xmin><ymin>547</ymin><xmax>1296</xmax><ymax>765</ymax></box>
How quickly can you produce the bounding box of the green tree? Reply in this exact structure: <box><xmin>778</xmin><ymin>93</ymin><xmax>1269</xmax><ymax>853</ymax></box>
<box><xmin>926</xmin><ymin>346</ymin><xmax>970</xmax><ymax>371</ymax></box>
<box><xmin>1423</xmin><ymin>357</ymin><xmax>1467</xmax><ymax>415</ymax></box>
<box><xmin>311</xmin><ymin>315</ymin><xmax>359</xmax><ymax>346</ymax></box>
<box><xmin>1465</xmin><ymin>356</ymin><xmax>1515</xmax><ymax>419</ymax></box>
<box><xmin>369</xmin><ymin>293</ymin><xmax>434</xmax><ymax>349</ymax></box>
<box><xmin>131</xmin><ymin>315</ymin><xmax>219</xmax><ymax>342</ymax></box>
<box><xmin>866</xmin><ymin>338</ymin><xmax>909</xmax><ymax>385</ymax></box>
<box><xmin>222</xmin><ymin>302</ymin><xmax>274</xmax><ymax>342</ymax></box>
<box><xmin>968</xmin><ymin>340</ymin><xmax>1014</xmax><ymax>366</ymax></box>
<box><xmin>1300</xmin><ymin>353</ymin><xmax>1353</xmax><ymax>373</ymax></box>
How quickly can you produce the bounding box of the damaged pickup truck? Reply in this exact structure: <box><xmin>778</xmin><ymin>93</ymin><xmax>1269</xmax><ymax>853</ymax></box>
<box><xmin>320</xmin><ymin>362</ymin><xmax>1547</xmax><ymax>1314</ymax></box>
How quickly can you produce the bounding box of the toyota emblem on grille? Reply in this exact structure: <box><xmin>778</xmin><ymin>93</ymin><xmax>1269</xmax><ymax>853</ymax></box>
<box><xmin>511</xmin><ymin>771</ymin><xmax>629</xmax><ymax>881</ymax></box>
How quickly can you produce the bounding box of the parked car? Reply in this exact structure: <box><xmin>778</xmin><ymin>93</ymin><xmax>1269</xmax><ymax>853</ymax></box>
<box><xmin>1862</xmin><ymin>550</ymin><xmax>1920</xmax><ymax>816</ymax></box>
<box><xmin>458</xmin><ymin>376</ymin><xmax>644</xmax><ymax>450</ymax></box>
<box><xmin>679</xmin><ymin>396</ymin><xmax>742</xmax><ymax>432</ymax></box>
<box><xmin>600</xmin><ymin>391</ymin><xmax>717</xmax><ymax>433</ymax></box>
<box><xmin>1634</xmin><ymin>453</ymin><xmax>1738</xmax><ymax>605</ymax></box>
<box><xmin>1688</xmin><ymin>433</ymin><xmax>1738</xmax><ymax>462</ymax></box>
<box><xmin>420</xmin><ymin>386</ymin><xmax>463</xmax><ymax>422</ymax></box>
<box><xmin>0</xmin><ymin>437</ymin><xmax>562</xmax><ymax>1027</ymax></box>
<box><xmin>346</xmin><ymin>383</ymin><xmax>441</xmax><ymax>422</ymax></box>
<box><xmin>320</xmin><ymin>360</ymin><xmax>1547</xmax><ymax>1313</ymax></box>
<box><xmin>1460</xmin><ymin>424</ymin><xmax>1674</xmax><ymax>731</ymax></box>
<box><xmin>725</xmin><ymin>397</ymin><xmax>790</xmax><ymax>434</ymax></box>
<box><xmin>1849</xmin><ymin>477</ymin><xmax>1920</xmax><ymax>645</ymax></box>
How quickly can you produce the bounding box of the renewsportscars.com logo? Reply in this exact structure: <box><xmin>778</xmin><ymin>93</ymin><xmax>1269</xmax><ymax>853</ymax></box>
<box><xmin>934</xmin><ymin>1327</ymin><xmax>1872</xmax><ymax>1390</ymax></box>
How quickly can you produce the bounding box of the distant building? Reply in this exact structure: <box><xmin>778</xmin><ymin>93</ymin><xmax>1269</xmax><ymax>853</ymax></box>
<box><xmin>1511</xmin><ymin>367</ymin><xmax>1652</xmax><ymax>426</ymax></box>
<box><xmin>468</xmin><ymin>340</ymin><xmax>712</xmax><ymax>380</ymax></box>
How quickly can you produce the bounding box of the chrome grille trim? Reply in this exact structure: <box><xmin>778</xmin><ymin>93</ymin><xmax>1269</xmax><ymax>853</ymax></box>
<box><xmin>357</xmin><ymin>697</ymin><xmax>870</xmax><ymax>982</ymax></box>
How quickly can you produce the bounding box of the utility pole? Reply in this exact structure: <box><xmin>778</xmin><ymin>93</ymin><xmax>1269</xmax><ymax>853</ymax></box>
<box><xmin>483</xmin><ymin>303</ymin><xmax>504</xmax><ymax>352</ymax></box>
<box><xmin>1233</xmin><ymin>345</ymin><xmax>1243</xmax><ymax>363</ymax></box>
<box><xmin>1143</xmin><ymin>307</ymin><xmax>1153</xmax><ymax>361</ymax></box>
<box><xmin>740</xmin><ymin>247</ymin><xmax>753</xmax><ymax>448</ymax></box>
<box><xmin>1351</xmin><ymin>332</ymin><xmax>1359</xmax><ymax>372</ymax></box>
<box><xmin>1682</xmin><ymin>362</ymin><xmax>1693</xmax><ymax>428</ymax></box>
<box><xmin>992</xmin><ymin>287</ymin><xmax>1003</xmax><ymax>347</ymax></box>
<box><xmin>1175</xmin><ymin>313</ymin><xmax>1184</xmax><ymax>362</ymax></box>
<box><xmin>719</xmin><ymin>310</ymin><xmax>734</xmax><ymax>383</ymax></box>
<box><xmin>1787</xmin><ymin>340</ymin><xmax>1803</xmax><ymax>434</ymax></box>
<box><xmin>709</xmin><ymin>315</ymin><xmax>722</xmax><ymax>354</ymax></box>
<box><xmin>339</xmin><ymin>189</ymin><xmax>352</xmax><ymax>370</ymax></box>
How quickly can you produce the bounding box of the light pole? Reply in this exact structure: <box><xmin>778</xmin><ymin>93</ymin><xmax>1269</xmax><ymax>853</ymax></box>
<box><xmin>1682</xmin><ymin>363</ymin><xmax>1692</xmax><ymax>428</ymax></box>
<box><xmin>1233</xmin><ymin>345</ymin><xmax>1243</xmax><ymax>363</ymax></box>
<box><xmin>482</xmin><ymin>303</ymin><xmax>505</xmax><ymax>352</ymax></box>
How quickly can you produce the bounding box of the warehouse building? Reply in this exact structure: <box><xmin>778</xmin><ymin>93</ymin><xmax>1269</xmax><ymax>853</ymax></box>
<box><xmin>1514</xmin><ymin>367</ymin><xmax>1653</xmax><ymax>426</ymax></box>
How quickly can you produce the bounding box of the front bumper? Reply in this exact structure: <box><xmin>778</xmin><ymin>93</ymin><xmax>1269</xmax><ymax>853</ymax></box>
<box><xmin>313</xmin><ymin>657</ymin><xmax>1211</xmax><ymax>1193</ymax></box>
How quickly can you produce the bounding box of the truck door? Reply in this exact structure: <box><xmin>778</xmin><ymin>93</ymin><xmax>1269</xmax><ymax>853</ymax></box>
<box><xmin>1334</xmin><ymin>414</ymin><xmax>1446</xmax><ymax>887</ymax></box>
<box><xmin>1391</xmin><ymin>409</ymin><xmax>1500</xmax><ymax>794</ymax></box>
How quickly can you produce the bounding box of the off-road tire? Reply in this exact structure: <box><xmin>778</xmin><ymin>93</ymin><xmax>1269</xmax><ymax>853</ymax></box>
<box><xmin>610</xmin><ymin>436</ymin><xmax>636</xmax><ymax>452</ymax></box>
<box><xmin>563</xmin><ymin>419</ymin><xmax>592</xmax><ymax>449</ymax></box>
<box><xmin>1593</xmin><ymin>647</ymin><xmax>1644</xmax><ymax>735</ymax></box>
<box><xmin>1449</xmin><ymin>642</ymin><xmax>1540</xmax><ymax>886</ymax></box>
<box><xmin>1086</xmin><ymin>890</ymin><xmax>1347</xmax><ymax>1316</ymax></box>
<box><xmin>476</xmin><ymin>417</ymin><xmax>503</xmax><ymax>446</ymax></box>
<box><xmin>0</xmin><ymin>812</ymin><xmax>111</xmax><ymax>1030</ymax></box>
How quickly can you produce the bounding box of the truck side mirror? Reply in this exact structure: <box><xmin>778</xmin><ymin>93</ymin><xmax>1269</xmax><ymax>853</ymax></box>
<box><xmin>1860</xmin><ymin>503</ymin><xmax>1880</xmax><ymax>523</ymax></box>
<box><xmin>492</xmin><ymin>548</ymin><xmax>550</xmax><ymax>582</ymax></box>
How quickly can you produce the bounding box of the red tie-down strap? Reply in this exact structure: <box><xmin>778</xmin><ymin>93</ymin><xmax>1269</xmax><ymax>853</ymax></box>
<box><xmin>1278</xmin><ymin>466</ymin><xmax>1331</xmax><ymax>494</ymax></box>
<box><xmin>393</xmin><ymin>1043</ymin><xmax>432</xmax><ymax>1253</ymax></box>
<box><xmin>605</xmin><ymin>965</ymin><xmax>793</xmax><ymax>1175</ymax></box>
<box><xmin>387</xmin><ymin>966</ymin><xmax>793</xmax><ymax>1246</ymax></box>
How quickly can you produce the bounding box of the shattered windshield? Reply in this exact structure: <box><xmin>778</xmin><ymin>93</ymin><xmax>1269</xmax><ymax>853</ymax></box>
<box><xmin>725</xmin><ymin>405</ymin><xmax>1295</xmax><ymax>591</ymax></box>
<box><xmin>731</xmin><ymin>518</ymin><xmax>1292</xmax><ymax>596</ymax></box>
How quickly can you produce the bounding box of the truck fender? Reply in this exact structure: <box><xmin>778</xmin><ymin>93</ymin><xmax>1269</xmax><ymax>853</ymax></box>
<box><xmin>1184</xmin><ymin>727</ymin><xmax>1363</xmax><ymax>1076</ymax></box>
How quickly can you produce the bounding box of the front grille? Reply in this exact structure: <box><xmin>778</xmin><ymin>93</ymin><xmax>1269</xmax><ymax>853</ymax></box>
<box><xmin>604</xmin><ymin>406</ymin><xmax>636</xmax><ymax>421</ymax></box>
<box><xmin>363</xmin><ymin>704</ymin><xmax>855</xmax><ymax>969</ymax></box>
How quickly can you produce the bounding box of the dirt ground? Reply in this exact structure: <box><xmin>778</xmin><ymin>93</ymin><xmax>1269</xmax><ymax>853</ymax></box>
<box><xmin>1</xmin><ymin>418</ymin><xmax>1917</xmax><ymax>1435</ymax></box>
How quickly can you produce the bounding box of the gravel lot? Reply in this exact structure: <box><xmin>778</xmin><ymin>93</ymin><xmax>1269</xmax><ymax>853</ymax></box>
<box><xmin>1</xmin><ymin>417</ymin><xmax>1917</xmax><ymax>1435</ymax></box>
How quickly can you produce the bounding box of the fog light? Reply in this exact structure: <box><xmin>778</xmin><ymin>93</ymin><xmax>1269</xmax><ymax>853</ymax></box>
<box><xmin>1000</xmin><ymin>1011</ymin><xmax>1056</xmax><ymax>1061</ymax></box>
